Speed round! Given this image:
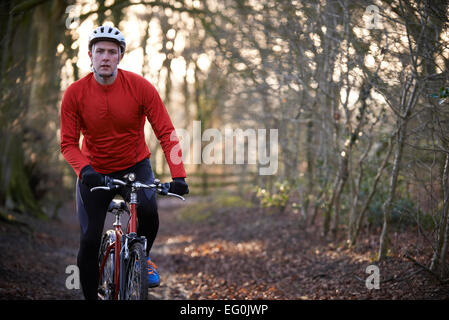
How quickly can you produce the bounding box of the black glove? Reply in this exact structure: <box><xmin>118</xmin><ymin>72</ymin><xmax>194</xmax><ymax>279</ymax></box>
<box><xmin>80</xmin><ymin>165</ymin><xmax>105</xmax><ymax>188</ymax></box>
<box><xmin>169</xmin><ymin>177</ymin><xmax>189</xmax><ymax>196</ymax></box>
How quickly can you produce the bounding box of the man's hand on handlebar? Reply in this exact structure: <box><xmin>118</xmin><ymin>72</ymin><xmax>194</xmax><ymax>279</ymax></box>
<box><xmin>169</xmin><ymin>177</ymin><xmax>189</xmax><ymax>196</ymax></box>
<box><xmin>80</xmin><ymin>165</ymin><xmax>105</xmax><ymax>188</ymax></box>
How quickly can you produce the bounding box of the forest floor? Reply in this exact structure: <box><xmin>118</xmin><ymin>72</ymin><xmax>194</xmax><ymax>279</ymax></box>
<box><xmin>0</xmin><ymin>193</ymin><xmax>448</xmax><ymax>300</ymax></box>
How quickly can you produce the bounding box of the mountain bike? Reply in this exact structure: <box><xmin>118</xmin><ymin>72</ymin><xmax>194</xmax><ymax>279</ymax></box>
<box><xmin>92</xmin><ymin>173</ymin><xmax>185</xmax><ymax>300</ymax></box>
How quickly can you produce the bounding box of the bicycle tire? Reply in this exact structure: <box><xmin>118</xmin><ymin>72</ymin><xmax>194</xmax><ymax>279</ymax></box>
<box><xmin>98</xmin><ymin>230</ymin><xmax>115</xmax><ymax>300</ymax></box>
<box><xmin>123</xmin><ymin>242</ymin><xmax>148</xmax><ymax>300</ymax></box>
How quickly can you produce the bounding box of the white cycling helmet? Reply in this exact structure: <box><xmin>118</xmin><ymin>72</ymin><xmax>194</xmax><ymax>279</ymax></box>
<box><xmin>88</xmin><ymin>25</ymin><xmax>126</xmax><ymax>54</ymax></box>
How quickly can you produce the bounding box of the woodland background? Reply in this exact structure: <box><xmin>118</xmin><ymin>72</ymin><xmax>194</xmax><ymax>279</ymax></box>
<box><xmin>1</xmin><ymin>0</ymin><xmax>449</xmax><ymax>297</ymax></box>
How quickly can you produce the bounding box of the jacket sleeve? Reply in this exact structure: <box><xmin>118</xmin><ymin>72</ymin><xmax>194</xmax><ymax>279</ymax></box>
<box><xmin>140</xmin><ymin>79</ymin><xmax>186</xmax><ymax>178</ymax></box>
<box><xmin>60</xmin><ymin>85</ymin><xmax>90</xmax><ymax>177</ymax></box>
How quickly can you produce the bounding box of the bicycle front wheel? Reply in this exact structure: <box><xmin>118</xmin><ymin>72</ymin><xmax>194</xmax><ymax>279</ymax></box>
<box><xmin>123</xmin><ymin>242</ymin><xmax>148</xmax><ymax>300</ymax></box>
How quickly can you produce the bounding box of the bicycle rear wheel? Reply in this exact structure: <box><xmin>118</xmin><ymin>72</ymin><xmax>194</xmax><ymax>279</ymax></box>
<box><xmin>123</xmin><ymin>242</ymin><xmax>148</xmax><ymax>300</ymax></box>
<box><xmin>98</xmin><ymin>230</ymin><xmax>115</xmax><ymax>300</ymax></box>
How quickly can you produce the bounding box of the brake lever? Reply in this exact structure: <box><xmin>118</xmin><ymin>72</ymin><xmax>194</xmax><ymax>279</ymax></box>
<box><xmin>90</xmin><ymin>186</ymin><xmax>111</xmax><ymax>192</ymax></box>
<box><xmin>167</xmin><ymin>192</ymin><xmax>185</xmax><ymax>201</ymax></box>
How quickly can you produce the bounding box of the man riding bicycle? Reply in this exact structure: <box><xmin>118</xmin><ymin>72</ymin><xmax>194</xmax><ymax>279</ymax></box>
<box><xmin>60</xmin><ymin>25</ymin><xmax>188</xmax><ymax>300</ymax></box>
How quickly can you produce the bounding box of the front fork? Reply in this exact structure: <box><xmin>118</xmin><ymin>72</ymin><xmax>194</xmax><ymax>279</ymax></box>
<box><xmin>127</xmin><ymin>188</ymin><xmax>148</xmax><ymax>252</ymax></box>
<box><xmin>118</xmin><ymin>233</ymin><xmax>148</xmax><ymax>298</ymax></box>
<box><xmin>128</xmin><ymin>190</ymin><xmax>138</xmax><ymax>234</ymax></box>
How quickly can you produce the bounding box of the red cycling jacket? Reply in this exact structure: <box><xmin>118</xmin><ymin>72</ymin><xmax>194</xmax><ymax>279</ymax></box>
<box><xmin>60</xmin><ymin>68</ymin><xmax>186</xmax><ymax>178</ymax></box>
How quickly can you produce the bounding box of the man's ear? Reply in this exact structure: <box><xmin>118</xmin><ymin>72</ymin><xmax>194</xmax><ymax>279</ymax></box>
<box><xmin>88</xmin><ymin>50</ymin><xmax>94</xmax><ymax>70</ymax></box>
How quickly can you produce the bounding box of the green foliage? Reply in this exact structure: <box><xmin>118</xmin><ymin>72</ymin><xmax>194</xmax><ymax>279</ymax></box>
<box><xmin>178</xmin><ymin>202</ymin><xmax>212</xmax><ymax>222</ymax></box>
<box><xmin>367</xmin><ymin>196</ymin><xmax>434</xmax><ymax>231</ymax></box>
<box><xmin>429</xmin><ymin>87</ymin><xmax>449</xmax><ymax>104</ymax></box>
<box><xmin>178</xmin><ymin>193</ymin><xmax>253</xmax><ymax>223</ymax></box>
<box><xmin>356</xmin><ymin>160</ymin><xmax>433</xmax><ymax>231</ymax></box>
<box><xmin>255</xmin><ymin>180</ymin><xmax>292</xmax><ymax>211</ymax></box>
<box><xmin>215</xmin><ymin>194</ymin><xmax>253</xmax><ymax>208</ymax></box>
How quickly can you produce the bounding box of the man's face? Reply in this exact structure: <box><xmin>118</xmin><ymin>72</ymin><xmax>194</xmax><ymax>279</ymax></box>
<box><xmin>88</xmin><ymin>41</ymin><xmax>121</xmax><ymax>76</ymax></box>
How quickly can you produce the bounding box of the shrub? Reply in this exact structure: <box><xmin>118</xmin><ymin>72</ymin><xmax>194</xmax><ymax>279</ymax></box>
<box><xmin>255</xmin><ymin>180</ymin><xmax>292</xmax><ymax>211</ymax></box>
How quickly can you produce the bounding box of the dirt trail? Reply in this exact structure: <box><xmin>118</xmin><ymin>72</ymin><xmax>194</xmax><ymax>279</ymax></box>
<box><xmin>0</xmin><ymin>202</ymin><xmax>83</xmax><ymax>299</ymax></box>
<box><xmin>1</xmin><ymin>194</ymin><xmax>448</xmax><ymax>300</ymax></box>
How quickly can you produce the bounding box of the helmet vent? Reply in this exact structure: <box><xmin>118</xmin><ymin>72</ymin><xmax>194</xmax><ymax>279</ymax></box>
<box><xmin>89</xmin><ymin>26</ymin><xmax>126</xmax><ymax>53</ymax></box>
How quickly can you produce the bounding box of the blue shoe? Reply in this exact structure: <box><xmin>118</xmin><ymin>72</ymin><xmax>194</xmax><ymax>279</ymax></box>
<box><xmin>147</xmin><ymin>257</ymin><xmax>160</xmax><ymax>288</ymax></box>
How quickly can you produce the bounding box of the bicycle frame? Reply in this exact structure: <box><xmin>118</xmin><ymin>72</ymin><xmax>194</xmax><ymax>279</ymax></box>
<box><xmin>94</xmin><ymin>176</ymin><xmax>184</xmax><ymax>300</ymax></box>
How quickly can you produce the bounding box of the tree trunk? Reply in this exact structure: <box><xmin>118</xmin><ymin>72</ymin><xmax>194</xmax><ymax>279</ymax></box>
<box><xmin>378</xmin><ymin>77</ymin><xmax>419</xmax><ymax>260</ymax></box>
<box><xmin>329</xmin><ymin>155</ymin><xmax>349</xmax><ymax>239</ymax></box>
<box><xmin>438</xmin><ymin>200</ymin><xmax>449</xmax><ymax>279</ymax></box>
<box><xmin>328</xmin><ymin>82</ymin><xmax>370</xmax><ymax>239</ymax></box>
<box><xmin>430</xmin><ymin>152</ymin><xmax>449</xmax><ymax>277</ymax></box>
<box><xmin>349</xmin><ymin>135</ymin><xmax>394</xmax><ymax>246</ymax></box>
<box><xmin>0</xmin><ymin>0</ymin><xmax>56</xmax><ymax>217</ymax></box>
<box><xmin>304</xmin><ymin>118</ymin><xmax>315</xmax><ymax>219</ymax></box>
<box><xmin>378</xmin><ymin>127</ymin><xmax>404</xmax><ymax>261</ymax></box>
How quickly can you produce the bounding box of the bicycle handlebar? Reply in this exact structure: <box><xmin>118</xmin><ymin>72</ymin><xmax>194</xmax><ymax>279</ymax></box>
<box><xmin>90</xmin><ymin>177</ymin><xmax>185</xmax><ymax>201</ymax></box>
